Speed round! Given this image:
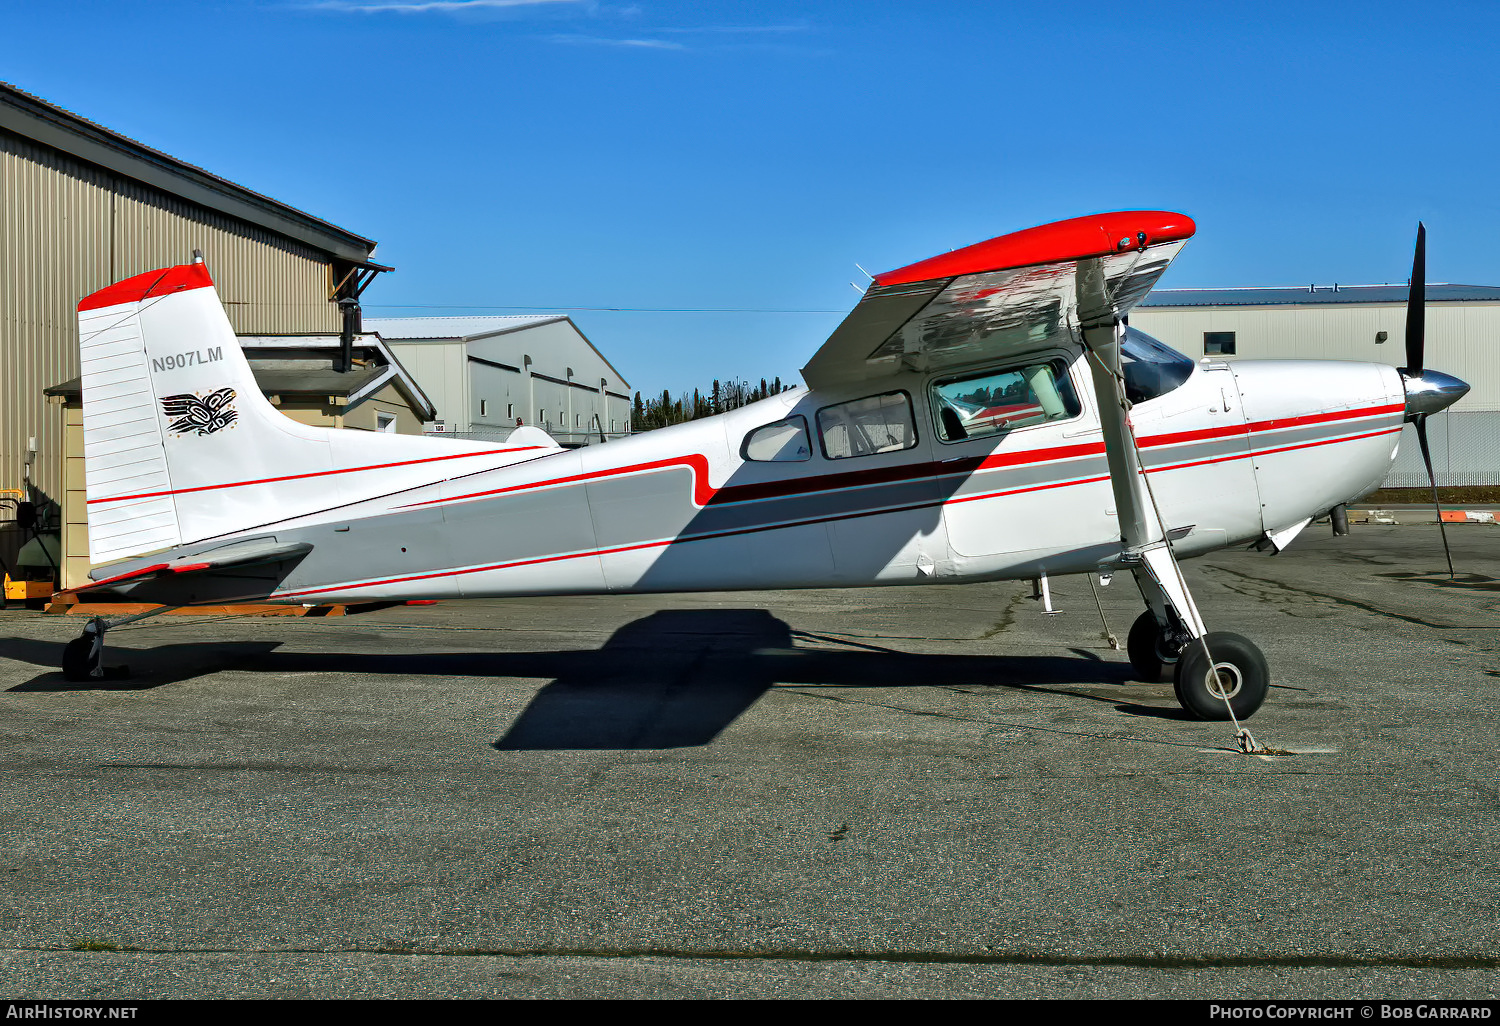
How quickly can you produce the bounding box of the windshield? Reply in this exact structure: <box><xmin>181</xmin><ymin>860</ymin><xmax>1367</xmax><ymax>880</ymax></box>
<box><xmin>1121</xmin><ymin>327</ymin><xmax>1195</xmax><ymax>403</ymax></box>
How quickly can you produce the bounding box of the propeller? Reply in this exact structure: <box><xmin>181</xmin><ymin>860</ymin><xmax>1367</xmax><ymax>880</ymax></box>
<box><xmin>1400</xmin><ymin>222</ymin><xmax>1455</xmax><ymax>578</ymax></box>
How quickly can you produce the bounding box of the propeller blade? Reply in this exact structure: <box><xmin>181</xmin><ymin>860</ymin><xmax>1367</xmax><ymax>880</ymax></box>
<box><xmin>1413</xmin><ymin>413</ymin><xmax>1454</xmax><ymax>578</ymax></box>
<box><xmin>1405</xmin><ymin>222</ymin><xmax>1426</xmax><ymax>375</ymax></box>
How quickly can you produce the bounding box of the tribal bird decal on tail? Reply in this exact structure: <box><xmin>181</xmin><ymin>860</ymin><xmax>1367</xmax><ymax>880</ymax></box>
<box><xmin>161</xmin><ymin>388</ymin><xmax>238</xmax><ymax>435</ymax></box>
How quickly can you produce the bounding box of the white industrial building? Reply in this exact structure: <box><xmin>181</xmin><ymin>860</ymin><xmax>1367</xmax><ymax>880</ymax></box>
<box><xmin>1133</xmin><ymin>285</ymin><xmax>1500</xmax><ymax>487</ymax></box>
<box><xmin>367</xmin><ymin>315</ymin><xmax>633</xmax><ymax>447</ymax></box>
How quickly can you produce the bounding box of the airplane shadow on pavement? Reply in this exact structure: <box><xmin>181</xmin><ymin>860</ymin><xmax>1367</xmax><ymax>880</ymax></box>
<box><xmin>0</xmin><ymin>608</ymin><xmax>1167</xmax><ymax>746</ymax></box>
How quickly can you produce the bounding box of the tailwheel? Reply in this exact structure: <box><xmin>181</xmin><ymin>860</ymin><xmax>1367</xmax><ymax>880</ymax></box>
<box><xmin>1126</xmin><ymin>611</ymin><xmax>1184</xmax><ymax>683</ymax></box>
<box><xmin>1172</xmin><ymin>632</ymin><xmax>1269</xmax><ymax>721</ymax></box>
<box><xmin>62</xmin><ymin>635</ymin><xmax>102</xmax><ymax>682</ymax></box>
<box><xmin>61</xmin><ymin>618</ymin><xmax>107</xmax><ymax>682</ymax></box>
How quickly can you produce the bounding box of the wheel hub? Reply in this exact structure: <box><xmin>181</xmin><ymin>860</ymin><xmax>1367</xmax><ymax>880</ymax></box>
<box><xmin>1205</xmin><ymin>661</ymin><xmax>1244</xmax><ymax>700</ymax></box>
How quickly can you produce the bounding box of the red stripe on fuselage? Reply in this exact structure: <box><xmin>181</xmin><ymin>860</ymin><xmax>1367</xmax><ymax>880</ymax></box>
<box><xmin>267</xmin><ymin>417</ymin><xmax>1400</xmax><ymax>601</ymax></box>
<box><xmin>399</xmin><ymin>454</ymin><xmax>716</xmax><ymax>510</ymax></box>
<box><xmin>86</xmin><ymin>447</ymin><xmax>548</xmax><ymax>507</ymax></box>
<box><xmin>404</xmin><ymin>403</ymin><xmax>1399</xmax><ymax>514</ymax></box>
<box><xmin>273</xmin><ymin>467</ymin><xmax>1121</xmax><ymax>600</ymax></box>
<box><xmin>1138</xmin><ymin>402</ymin><xmax>1404</xmax><ymax>450</ymax></box>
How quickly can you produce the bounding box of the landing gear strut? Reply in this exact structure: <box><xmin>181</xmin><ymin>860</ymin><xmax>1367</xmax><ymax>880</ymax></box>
<box><xmin>1126</xmin><ymin>549</ymin><xmax>1269</xmax><ymax>721</ymax></box>
<box><xmin>1126</xmin><ymin>610</ymin><xmax>1185</xmax><ymax>683</ymax></box>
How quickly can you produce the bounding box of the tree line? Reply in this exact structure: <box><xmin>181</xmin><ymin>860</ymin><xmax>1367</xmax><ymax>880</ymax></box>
<box><xmin>630</xmin><ymin>377</ymin><xmax>793</xmax><ymax>432</ymax></box>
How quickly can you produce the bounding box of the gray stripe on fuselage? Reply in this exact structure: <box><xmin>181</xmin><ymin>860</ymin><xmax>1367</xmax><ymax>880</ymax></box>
<box><xmin>1244</xmin><ymin>417</ymin><xmax>1399</xmax><ymax>454</ymax></box>
<box><xmin>267</xmin><ymin>417</ymin><xmax>1389</xmax><ymax>595</ymax></box>
<box><xmin>586</xmin><ymin>467</ymin><xmax>699</xmax><ymax>548</ymax></box>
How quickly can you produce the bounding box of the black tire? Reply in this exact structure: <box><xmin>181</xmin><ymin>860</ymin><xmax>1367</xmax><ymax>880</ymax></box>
<box><xmin>1126</xmin><ymin>611</ymin><xmax>1181</xmax><ymax>683</ymax></box>
<box><xmin>62</xmin><ymin>636</ymin><xmax>98</xmax><ymax>682</ymax></box>
<box><xmin>1172</xmin><ymin>632</ymin><xmax>1269</xmax><ymax>721</ymax></box>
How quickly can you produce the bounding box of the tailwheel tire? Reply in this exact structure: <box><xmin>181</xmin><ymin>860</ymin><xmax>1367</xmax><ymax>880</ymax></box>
<box><xmin>1172</xmin><ymin>632</ymin><xmax>1269</xmax><ymax>721</ymax></box>
<box><xmin>1126</xmin><ymin>611</ymin><xmax>1182</xmax><ymax>683</ymax></box>
<box><xmin>62</xmin><ymin>636</ymin><xmax>100</xmax><ymax>682</ymax></box>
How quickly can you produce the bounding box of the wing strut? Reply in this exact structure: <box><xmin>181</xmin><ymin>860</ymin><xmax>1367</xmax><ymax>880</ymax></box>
<box><xmin>1075</xmin><ymin>259</ymin><xmax>1270</xmax><ymax>741</ymax></box>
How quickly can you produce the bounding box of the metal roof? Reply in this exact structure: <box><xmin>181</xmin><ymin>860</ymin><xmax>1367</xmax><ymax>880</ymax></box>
<box><xmin>0</xmin><ymin>81</ymin><xmax>377</xmax><ymax>263</ymax></box>
<box><xmin>364</xmin><ymin>315</ymin><xmax>567</xmax><ymax>340</ymax></box>
<box><xmin>1140</xmin><ymin>284</ymin><xmax>1500</xmax><ymax>308</ymax></box>
<box><xmin>368</xmin><ymin>314</ymin><xmax>632</xmax><ymax>390</ymax></box>
<box><xmin>47</xmin><ymin>334</ymin><xmax>438</xmax><ymax>420</ymax></box>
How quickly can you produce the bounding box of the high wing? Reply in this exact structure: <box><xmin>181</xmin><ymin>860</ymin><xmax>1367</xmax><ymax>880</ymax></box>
<box><xmin>801</xmin><ymin>211</ymin><xmax>1196</xmax><ymax>389</ymax></box>
<box><xmin>804</xmin><ymin>210</ymin><xmax>1219</xmax><ymax>665</ymax></box>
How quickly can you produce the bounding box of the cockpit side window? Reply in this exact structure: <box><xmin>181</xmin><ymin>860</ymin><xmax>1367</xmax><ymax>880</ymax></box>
<box><xmin>930</xmin><ymin>359</ymin><xmax>1081</xmax><ymax>443</ymax></box>
<box><xmin>816</xmin><ymin>392</ymin><xmax>917</xmax><ymax>460</ymax></box>
<box><xmin>1121</xmin><ymin>327</ymin><xmax>1195</xmax><ymax>403</ymax></box>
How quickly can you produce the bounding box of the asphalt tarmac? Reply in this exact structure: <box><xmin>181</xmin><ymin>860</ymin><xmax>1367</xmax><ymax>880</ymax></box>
<box><xmin>0</xmin><ymin>524</ymin><xmax>1496</xmax><ymax>999</ymax></box>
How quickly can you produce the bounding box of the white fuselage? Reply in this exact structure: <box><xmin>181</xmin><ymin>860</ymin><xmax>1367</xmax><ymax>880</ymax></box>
<box><xmin>196</xmin><ymin>348</ymin><xmax>1404</xmax><ymax>605</ymax></box>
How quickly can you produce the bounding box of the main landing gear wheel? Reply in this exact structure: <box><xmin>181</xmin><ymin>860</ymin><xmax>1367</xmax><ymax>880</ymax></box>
<box><xmin>1126</xmin><ymin>611</ymin><xmax>1184</xmax><ymax>683</ymax></box>
<box><xmin>1172</xmin><ymin>632</ymin><xmax>1269</xmax><ymax>721</ymax></box>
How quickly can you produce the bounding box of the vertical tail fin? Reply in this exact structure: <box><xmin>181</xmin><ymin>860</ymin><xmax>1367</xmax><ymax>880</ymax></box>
<box><xmin>78</xmin><ymin>263</ymin><xmax>557</xmax><ymax>567</ymax></box>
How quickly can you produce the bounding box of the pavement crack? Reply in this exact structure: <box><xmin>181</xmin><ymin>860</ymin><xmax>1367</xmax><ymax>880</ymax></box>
<box><xmin>12</xmin><ymin>945</ymin><xmax>1500</xmax><ymax>970</ymax></box>
<box><xmin>780</xmin><ymin>688</ymin><xmax>1218</xmax><ymax>750</ymax></box>
<box><xmin>1203</xmin><ymin>565</ymin><xmax>1463</xmax><ymax>629</ymax></box>
<box><xmin>977</xmin><ymin>592</ymin><xmax>1027</xmax><ymax>640</ymax></box>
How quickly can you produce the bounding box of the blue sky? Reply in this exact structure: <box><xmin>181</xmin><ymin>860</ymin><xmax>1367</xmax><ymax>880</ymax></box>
<box><xmin>6</xmin><ymin>0</ymin><xmax>1499</xmax><ymax>397</ymax></box>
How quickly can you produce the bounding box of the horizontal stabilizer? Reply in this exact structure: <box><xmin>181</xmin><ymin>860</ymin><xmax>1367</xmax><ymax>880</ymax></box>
<box><xmin>80</xmin><ymin>539</ymin><xmax>315</xmax><ymax>592</ymax></box>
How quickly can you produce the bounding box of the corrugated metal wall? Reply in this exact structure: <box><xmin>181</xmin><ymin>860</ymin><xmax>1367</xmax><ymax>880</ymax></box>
<box><xmin>1131</xmin><ymin>302</ymin><xmax>1500</xmax><ymax>486</ymax></box>
<box><xmin>0</xmin><ymin>134</ymin><xmax>112</xmax><ymax>518</ymax></box>
<box><xmin>1130</xmin><ymin>303</ymin><xmax>1500</xmax><ymax>412</ymax></box>
<box><xmin>1</xmin><ymin>129</ymin><xmax>342</xmax><ymax>515</ymax></box>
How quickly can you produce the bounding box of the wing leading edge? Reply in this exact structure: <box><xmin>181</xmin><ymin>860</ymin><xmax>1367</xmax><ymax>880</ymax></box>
<box><xmin>801</xmin><ymin>211</ymin><xmax>1195</xmax><ymax>389</ymax></box>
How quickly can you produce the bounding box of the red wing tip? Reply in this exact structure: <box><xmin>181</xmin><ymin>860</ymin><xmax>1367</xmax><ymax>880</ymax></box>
<box><xmin>78</xmin><ymin>262</ymin><xmax>215</xmax><ymax>312</ymax></box>
<box><xmin>874</xmin><ymin>210</ymin><xmax>1197</xmax><ymax>287</ymax></box>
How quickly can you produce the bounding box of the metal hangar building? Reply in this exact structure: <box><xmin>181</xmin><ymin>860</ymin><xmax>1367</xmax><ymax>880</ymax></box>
<box><xmin>0</xmin><ymin>81</ymin><xmax>403</xmax><ymax>588</ymax></box>
<box><xmin>1132</xmin><ymin>285</ymin><xmax>1500</xmax><ymax>487</ymax></box>
<box><xmin>367</xmin><ymin>315</ymin><xmax>634</xmax><ymax>447</ymax></box>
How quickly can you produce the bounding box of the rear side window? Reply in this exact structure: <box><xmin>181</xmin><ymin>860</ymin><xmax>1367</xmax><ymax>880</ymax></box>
<box><xmin>930</xmin><ymin>360</ymin><xmax>1081</xmax><ymax>443</ymax></box>
<box><xmin>817</xmin><ymin>392</ymin><xmax>917</xmax><ymax>460</ymax></box>
<box><xmin>743</xmin><ymin>416</ymin><xmax>811</xmax><ymax>462</ymax></box>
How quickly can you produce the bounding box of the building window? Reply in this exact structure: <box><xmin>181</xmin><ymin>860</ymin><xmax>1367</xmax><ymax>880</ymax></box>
<box><xmin>376</xmin><ymin>412</ymin><xmax>397</xmax><ymax>434</ymax></box>
<box><xmin>506</xmin><ymin>403</ymin><xmax>514</xmax><ymax>419</ymax></box>
<box><xmin>480</xmin><ymin>400</ymin><xmax>488</xmax><ymax>417</ymax></box>
<box><xmin>1204</xmin><ymin>331</ymin><xmax>1236</xmax><ymax>356</ymax></box>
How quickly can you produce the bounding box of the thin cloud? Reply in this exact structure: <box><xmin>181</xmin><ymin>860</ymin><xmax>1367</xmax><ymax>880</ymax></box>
<box><xmin>548</xmin><ymin>33</ymin><xmax>685</xmax><ymax>49</ymax></box>
<box><xmin>654</xmin><ymin>24</ymin><xmax>812</xmax><ymax>35</ymax></box>
<box><xmin>306</xmin><ymin>0</ymin><xmax>580</xmax><ymax>13</ymax></box>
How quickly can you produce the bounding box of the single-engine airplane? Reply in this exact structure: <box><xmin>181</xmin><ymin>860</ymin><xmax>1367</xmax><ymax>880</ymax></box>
<box><xmin>62</xmin><ymin>211</ymin><xmax>1470</xmax><ymax>721</ymax></box>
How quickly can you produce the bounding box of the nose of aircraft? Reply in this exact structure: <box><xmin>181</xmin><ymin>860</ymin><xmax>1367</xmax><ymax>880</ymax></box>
<box><xmin>1400</xmin><ymin>369</ymin><xmax>1470</xmax><ymax>420</ymax></box>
